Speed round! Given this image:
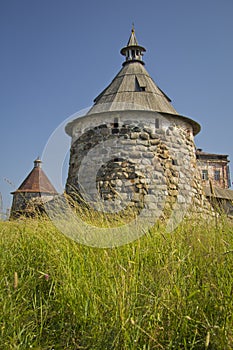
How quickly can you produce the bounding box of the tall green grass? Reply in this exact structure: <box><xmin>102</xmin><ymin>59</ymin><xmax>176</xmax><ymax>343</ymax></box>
<box><xmin>0</xmin><ymin>216</ymin><xmax>233</xmax><ymax>349</ymax></box>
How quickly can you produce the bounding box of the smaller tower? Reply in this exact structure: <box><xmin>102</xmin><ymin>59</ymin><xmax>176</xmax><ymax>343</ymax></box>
<box><xmin>10</xmin><ymin>158</ymin><xmax>57</xmax><ymax>219</ymax></box>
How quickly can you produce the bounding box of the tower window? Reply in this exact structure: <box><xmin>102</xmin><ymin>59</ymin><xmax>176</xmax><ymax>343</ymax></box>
<box><xmin>135</xmin><ymin>76</ymin><xmax>147</xmax><ymax>92</ymax></box>
<box><xmin>202</xmin><ymin>170</ymin><xmax>208</xmax><ymax>180</ymax></box>
<box><xmin>114</xmin><ymin>118</ymin><xmax>119</xmax><ymax>128</ymax></box>
<box><xmin>112</xmin><ymin>117</ymin><xmax>119</xmax><ymax>134</ymax></box>
<box><xmin>155</xmin><ymin>118</ymin><xmax>160</xmax><ymax>129</ymax></box>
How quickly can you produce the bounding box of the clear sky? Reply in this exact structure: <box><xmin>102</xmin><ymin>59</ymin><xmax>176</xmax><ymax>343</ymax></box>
<box><xmin>1</xmin><ymin>0</ymin><xmax>233</xmax><ymax>214</ymax></box>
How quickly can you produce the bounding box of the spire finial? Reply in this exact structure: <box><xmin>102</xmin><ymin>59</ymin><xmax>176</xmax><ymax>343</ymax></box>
<box><xmin>132</xmin><ymin>22</ymin><xmax>135</xmax><ymax>33</ymax></box>
<box><xmin>34</xmin><ymin>157</ymin><xmax>42</xmax><ymax>168</ymax></box>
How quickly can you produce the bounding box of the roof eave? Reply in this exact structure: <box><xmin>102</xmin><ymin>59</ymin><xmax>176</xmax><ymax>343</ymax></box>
<box><xmin>11</xmin><ymin>190</ymin><xmax>57</xmax><ymax>195</ymax></box>
<box><xmin>159</xmin><ymin>112</ymin><xmax>201</xmax><ymax>136</ymax></box>
<box><xmin>120</xmin><ymin>45</ymin><xmax>146</xmax><ymax>56</ymax></box>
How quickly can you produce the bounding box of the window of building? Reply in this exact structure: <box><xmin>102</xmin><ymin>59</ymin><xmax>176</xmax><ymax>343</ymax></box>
<box><xmin>135</xmin><ymin>77</ymin><xmax>146</xmax><ymax>92</ymax></box>
<box><xmin>202</xmin><ymin>169</ymin><xmax>208</xmax><ymax>180</ymax></box>
<box><xmin>214</xmin><ymin>170</ymin><xmax>221</xmax><ymax>181</ymax></box>
<box><xmin>155</xmin><ymin>118</ymin><xmax>159</xmax><ymax>129</ymax></box>
<box><xmin>112</xmin><ymin>117</ymin><xmax>119</xmax><ymax>134</ymax></box>
<box><xmin>114</xmin><ymin>118</ymin><xmax>119</xmax><ymax>128</ymax></box>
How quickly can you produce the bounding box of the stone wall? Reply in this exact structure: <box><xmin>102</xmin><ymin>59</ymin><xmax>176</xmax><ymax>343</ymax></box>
<box><xmin>66</xmin><ymin>110</ymin><xmax>207</xmax><ymax>222</ymax></box>
<box><xmin>10</xmin><ymin>192</ymin><xmax>54</xmax><ymax>219</ymax></box>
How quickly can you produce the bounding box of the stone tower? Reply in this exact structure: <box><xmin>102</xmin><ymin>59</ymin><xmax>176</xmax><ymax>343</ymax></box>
<box><xmin>10</xmin><ymin>158</ymin><xmax>57</xmax><ymax>218</ymax></box>
<box><xmin>65</xmin><ymin>28</ymin><xmax>205</xmax><ymax>223</ymax></box>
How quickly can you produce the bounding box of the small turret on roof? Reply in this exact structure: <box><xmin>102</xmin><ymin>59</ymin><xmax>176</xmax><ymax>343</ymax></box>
<box><xmin>120</xmin><ymin>25</ymin><xmax>146</xmax><ymax>65</ymax></box>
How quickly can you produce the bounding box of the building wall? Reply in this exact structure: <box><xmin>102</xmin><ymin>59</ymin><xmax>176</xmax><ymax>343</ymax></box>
<box><xmin>196</xmin><ymin>157</ymin><xmax>230</xmax><ymax>189</ymax></box>
<box><xmin>10</xmin><ymin>192</ymin><xmax>54</xmax><ymax>218</ymax></box>
<box><xmin>66</xmin><ymin>110</ymin><xmax>206</xmax><ymax>221</ymax></box>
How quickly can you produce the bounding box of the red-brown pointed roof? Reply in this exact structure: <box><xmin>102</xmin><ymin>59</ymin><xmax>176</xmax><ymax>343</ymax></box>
<box><xmin>11</xmin><ymin>159</ymin><xmax>57</xmax><ymax>194</ymax></box>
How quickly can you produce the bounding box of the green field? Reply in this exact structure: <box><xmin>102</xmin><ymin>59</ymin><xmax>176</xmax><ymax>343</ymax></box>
<box><xmin>0</xmin><ymin>215</ymin><xmax>233</xmax><ymax>349</ymax></box>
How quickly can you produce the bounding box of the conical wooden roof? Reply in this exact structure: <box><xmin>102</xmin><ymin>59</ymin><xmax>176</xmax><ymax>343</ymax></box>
<box><xmin>12</xmin><ymin>159</ymin><xmax>57</xmax><ymax>195</ymax></box>
<box><xmin>89</xmin><ymin>62</ymin><xmax>178</xmax><ymax>115</ymax></box>
<box><xmin>86</xmin><ymin>28</ymin><xmax>200</xmax><ymax>135</ymax></box>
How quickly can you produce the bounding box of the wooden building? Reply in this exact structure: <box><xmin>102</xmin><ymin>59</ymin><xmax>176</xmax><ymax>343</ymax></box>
<box><xmin>196</xmin><ymin>149</ymin><xmax>233</xmax><ymax>217</ymax></box>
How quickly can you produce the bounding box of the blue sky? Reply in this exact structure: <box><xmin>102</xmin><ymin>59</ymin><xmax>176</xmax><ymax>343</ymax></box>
<box><xmin>1</xmin><ymin>0</ymin><xmax>233</xmax><ymax>213</ymax></box>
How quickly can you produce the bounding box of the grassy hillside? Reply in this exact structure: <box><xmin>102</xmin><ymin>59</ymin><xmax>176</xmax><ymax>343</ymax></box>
<box><xmin>0</xmin><ymin>216</ymin><xmax>233</xmax><ymax>349</ymax></box>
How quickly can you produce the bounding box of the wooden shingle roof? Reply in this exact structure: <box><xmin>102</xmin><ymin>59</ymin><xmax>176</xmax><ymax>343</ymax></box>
<box><xmin>204</xmin><ymin>186</ymin><xmax>233</xmax><ymax>200</ymax></box>
<box><xmin>196</xmin><ymin>149</ymin><xmax>229</xmax><ymax>161</ymax></box>
<box><xmin>89</xmin><ymin>62</ymin><xmax>178</xmax><ymax>115</ymax></box>
<box><xmin>65</xmin><ymin>29</ymin><xmax>201</xmax><ymax>136</ymax></box>
<box><xmin>86</xmin><ymin>29</ymin><xmax>201</xmax><ymax>135</ymax></box>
